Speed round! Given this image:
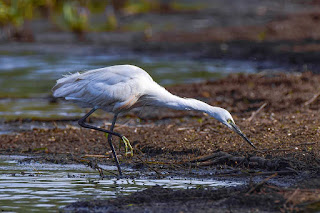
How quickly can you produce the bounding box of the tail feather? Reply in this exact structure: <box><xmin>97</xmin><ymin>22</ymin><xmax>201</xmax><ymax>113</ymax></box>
<box><xmin>52</xmin><ymin>72</ymin><xmax>81</xmax><ymax>97</ymax></box>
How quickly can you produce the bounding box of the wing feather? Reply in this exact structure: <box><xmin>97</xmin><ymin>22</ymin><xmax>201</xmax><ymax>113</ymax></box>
<box><xmin>52</xmin><ymin>65</ymin><xmax>151</xmax><ymax>111</ymax></box>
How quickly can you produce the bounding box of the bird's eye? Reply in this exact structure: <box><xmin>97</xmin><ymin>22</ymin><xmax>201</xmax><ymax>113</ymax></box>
<box><xmin>227</xmin><ymin>119</ymin><xmax>233</xmax><ymax>124</ymax></box>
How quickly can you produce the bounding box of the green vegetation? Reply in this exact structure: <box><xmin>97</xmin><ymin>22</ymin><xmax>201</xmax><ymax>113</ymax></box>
<box><xmin>0</xmin><ymin>0</ymin><xmax>203</xmax><ymax>40</ymax></box>
<box><xmin>0</xmin><ymin>0</ymin><xmax>41</xmax><ymax>27</ymax></box>
<box><xmin>61</xmin><ymin>1</ymin><xmax>89</xmax><ymax>37</ymax></box>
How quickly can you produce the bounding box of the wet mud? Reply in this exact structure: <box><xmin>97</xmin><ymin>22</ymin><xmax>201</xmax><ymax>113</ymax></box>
<box><xmin>143</xmin><ymin>10</ymin><xmax>320</xmax><ymax>71</ymax></box>
<box><xmin>1</xmin><ymin>73</ymin><xmax>320</xmax><ymax>212</ymax></box>
<box><xmin>62</xmin><ymin>181</ymin><xmax>320</xmax><ymax>213</ymax></box>
<box><xmin>2</xmin><ymin>1</ymin><xmax>320</xmax><ymax>211</ymax></box>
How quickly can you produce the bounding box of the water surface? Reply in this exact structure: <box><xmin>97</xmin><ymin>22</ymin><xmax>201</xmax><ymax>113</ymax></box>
<box><xmin>0</xmin><ymin>155</ymin><xmax>244</xmax><ymax>212</ymax></box>
<box><xmin>0</xmin><ymin>50</ymin><xmax>283</xmax><ymax>120</ymax></box>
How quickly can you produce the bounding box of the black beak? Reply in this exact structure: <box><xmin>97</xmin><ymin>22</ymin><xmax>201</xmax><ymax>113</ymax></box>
<box><xmin>229</xmin><ymin>122</ymin><xmax>256</xmax><ymax>149</ymax></box>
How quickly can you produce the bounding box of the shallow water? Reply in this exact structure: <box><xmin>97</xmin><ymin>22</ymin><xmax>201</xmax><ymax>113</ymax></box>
<box><xmin>0</xmin><ymin>155</ymin><xmax>244</xmax><ymax>212</ymax></box>
<box><xmin>0</xmin><ymin>50</ymin><xmax>284</xmax><ymax>120</ymax></box>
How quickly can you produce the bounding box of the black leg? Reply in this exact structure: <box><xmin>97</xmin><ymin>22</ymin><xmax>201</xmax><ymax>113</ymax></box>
<box><xmin>107</xmin><ymin>114</ymin><xmax>123</xmax><ymax>177</ymax></box>
<box><xmin>78</xmin><ymin>108</ymin><xmax>123</xmax><ymax>138</ymax></box>
<box><xmin>78</xmin><ymin>108</ymin><xmax>123</xmax><ymax>177</ymax></box>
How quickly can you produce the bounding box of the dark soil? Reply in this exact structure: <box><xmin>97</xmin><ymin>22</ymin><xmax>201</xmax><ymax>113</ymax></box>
<box><xmin>139</xmin><ymin>10</ymin><xmax>320</xmax><ymax>72</ymax></box>
<box><xmin>1</xmin><ymin>73</ymin><xmax>320</xmax><ymax>212</ymax></box>
<box><xmin>62</xmin><ymin>181</ymin><xmax>320</xmax><ymax>213</ymax></box>
<box><xmin>3</xmin><ymin>0</ymin><xmax>320</xmax><ymax>72</ymax></box>
<box><xmin>2</xmin><ymin>73</ymin><xmax>320</xmax><ymax>165</ymax></box>
<box><xmin>2</xmin><ymin>1</ymin><xmax>320</xmax><ymax>211</ymax></box>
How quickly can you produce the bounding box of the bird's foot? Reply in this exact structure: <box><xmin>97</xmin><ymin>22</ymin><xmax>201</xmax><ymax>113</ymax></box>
<box><xmin>105</xmin><ymin>133</ymin><xmax>133</xmax><ymax>156</ymax></box>
<box><xmin>122</xmin><ymin>136</ymin><xmax>133</xmax><ymax>157</ymax></box>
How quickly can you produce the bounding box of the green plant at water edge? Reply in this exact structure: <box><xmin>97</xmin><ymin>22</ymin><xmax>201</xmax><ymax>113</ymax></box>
<box><xmin>104</xmin><ymin>5</ymin><xmax>117</xmax><ymax>31</ymax></box>
<box><xmin>0</xmin><ymin>0</ymin><xmax>51</xmax><ymax>41</ymax></box>
<box><xmin>0</xmin><ymin>0</ymin><xmax>37</xmax><ymax>27</ymax></box>
<box><xmin>122</xmin><ymin>0</ymin><xmax>158</xmax><ymax>14</ymax></box>
<box><xmin>62</xmin><ymin>1</ymin><xmax>89</xmax><ymax>36</ymax></box>
<box><xmin>0</xmin><ymin>1</ymin><xmax>11</xmax><ymax>26</ymax></box>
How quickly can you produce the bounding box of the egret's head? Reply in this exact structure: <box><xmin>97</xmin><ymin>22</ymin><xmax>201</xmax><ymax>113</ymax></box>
<box><xmin>211</xmin><ymin>107</ymin><xmax>256</xmax><ymax>149</ymax></box>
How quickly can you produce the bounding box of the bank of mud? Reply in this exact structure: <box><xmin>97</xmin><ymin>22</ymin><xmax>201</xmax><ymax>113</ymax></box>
<box><xmin>62</xmin><ymin>181</ymin><xmax>320</xmax><ymax>213</ymax></box>
<box><xmin>1</xmin><ymin>72</ymin><xmax>320</xmax><ymax>212</ymax></box>
<box><xmin>3</xmin><ymin>1</ymin><xmax>320</xmax><ymax>72</ymax></box>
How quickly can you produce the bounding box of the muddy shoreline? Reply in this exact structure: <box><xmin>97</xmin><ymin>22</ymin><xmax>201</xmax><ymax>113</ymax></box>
<box><xmin>1</xmin><ymin>73</ymin><xmax>320</xmax><ymax>212</ymax></box>
<box><xmin>62</xmin><ymin>181</ymin><xmax>320</xmax><ymax>213</ymax></box>
<box><xmin>2</xmin><ymin>1</ymin><xmax>320</xmax><ymax>211</ymax></box>
<box><xmin>2</xmin><ymin>1</ymin><xmax>320</xmax><ymax>72</ymax></box>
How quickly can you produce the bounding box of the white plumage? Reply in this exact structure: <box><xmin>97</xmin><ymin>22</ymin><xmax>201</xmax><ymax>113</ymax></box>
<box><xmin>53</xmin><ymin>65</ymin><xmax>153</xmax><ymax>112</ymax></box>
<box><xmin>52</xmin><ymin>64</ymin><xmax>256</xmax><ymax>176</ymax></box>
<box><xmin>53</xmin><ymin>65</ymin><xmax>229</xmax><ymax>120</ymax></box>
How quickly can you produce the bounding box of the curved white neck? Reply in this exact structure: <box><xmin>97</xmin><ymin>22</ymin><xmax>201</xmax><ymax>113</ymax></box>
<box><xmin>146</xmin><ymin>85</ymin><xmax>220</xmax><ymax>119</ymax></box>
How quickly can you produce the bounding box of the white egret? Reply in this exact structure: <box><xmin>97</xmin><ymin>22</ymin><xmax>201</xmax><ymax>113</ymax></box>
<box><xmin>52</xmin><ymin>64</ymin><xmax>256</xmax><ymax>176</ymax></box>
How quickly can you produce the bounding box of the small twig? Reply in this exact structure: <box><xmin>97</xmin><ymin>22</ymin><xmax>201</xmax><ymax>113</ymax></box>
<box><xmin>215</xmin><ymin>170</ymin><xmax>295</xmax><ymax>177</ymax></box>
<box><xmin>247</xmin><ymin>173</ymin><xmax>278</xmax><ymax>194</ymax></box>
<box><xmin>268</xmin><ymin>185</ymin><xmax>320</xmax><ymax>192</ymax></box>
<box><xmin>82</xmin><ymin>154</ymin><xmax>111</xmax><ymax>158</ymax></box>
<box><xmin>259</xmin><ymin>148</ymin><xmax>293</xmax><ymax>153</ymax></box>
<box><xmin>132</xmin><ymin>146</ymin><xmax>165</xmax><ymax>177</ymax></box>
<box><xmin>135</xmin><ymin>155</ymin><xmax>164</xmax><ymax>178</ymax></box>
<box><xmin>79</xmin><ymin>158</ymin><xmax>117</xmax><ymax>177</ymax></box>
<box><xmin>283</xmin><ymin>166</ymin><xmax>298</xmax><ymax>174</ymax></box>
<box><xmin>304</xmin><ymin>91</ymin><xmax>320</xmax><ymax>106</ymax></box>
<box><xmin>53</xmin><ymin>121</ymin><xmax>58</xmax><ymax>129</ymax></box>
<box><xmin>284</xmin><ymin>188</ymin><xmax>300</xmax><ymax>205</ymax></box>
<box><xmin>86</xmin><ymin>159</ymin><xmax>118</xmax><ymax>177</ymax></box>
<box><xmin>186</xmin><ymin>151</ymin><xmax>228</xmax><ymax>163</ymax></box>
<box><xmin>295</xmin><ymin>142</ymin><xmax>316</xmax><ymax>146</ymax></box>
<box><xmin>140</xmin><ymin>159</ymin><xmax>183</xmax><ymax>170</ymax></box>
<box><xmin>247</xmin><ymin>102</ymin><xmax>267</xmax><ymax>122</ymax></box>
